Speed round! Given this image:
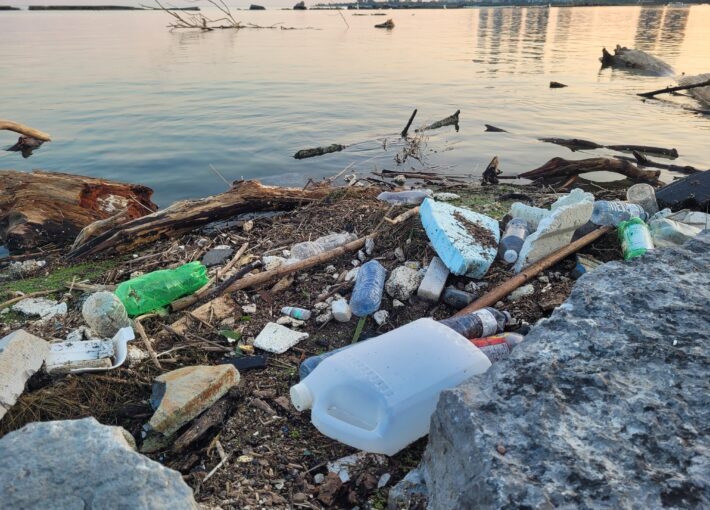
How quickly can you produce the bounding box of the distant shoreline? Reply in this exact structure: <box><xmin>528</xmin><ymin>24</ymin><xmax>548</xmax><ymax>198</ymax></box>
<box><xmin>0</xmin><ymin>2</ymin><xmax>704</xmax><ymax>11</ymax></box>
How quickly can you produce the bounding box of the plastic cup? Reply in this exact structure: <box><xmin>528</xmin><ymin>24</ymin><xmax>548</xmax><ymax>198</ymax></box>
<box><xmin>627</xmin><ymin>184</ymin><xmax>659</xmax><ymax>215</ymax></box>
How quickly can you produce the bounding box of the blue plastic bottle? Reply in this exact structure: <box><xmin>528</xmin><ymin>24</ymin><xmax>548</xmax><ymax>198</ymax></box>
<box><xmin>349</xmin><ymin>260</ymin><xmax>387</xmax><ymax>317</ymax></box>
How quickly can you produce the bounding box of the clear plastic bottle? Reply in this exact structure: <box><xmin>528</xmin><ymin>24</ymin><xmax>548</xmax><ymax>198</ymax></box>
<box><xmin>618</xmin><ymin>217</ymin><xmax>654</xmax><ymax>260</ymax></box>
<box><xmin>376</xmin><ymin>189</ymin><xmax>433</xmax><ymax>205</ymax></box>
<box><xmin>470</xmin><ymin>332</ymin><xmax>525</xmax><ymax>363</ymax></box>
<box><xmin>498</xmin><ymin>218</ymin><xmax>531</xmax><ymax>264</ymax></box>
<box><xmin>115</xmin><ymin>261</ymin><xmax>208</xmax><ymax>316</ymax></box>
<box><xmin>82</xmin><ymin>291</ymin><xmax>130</xmax><ymax>338</ymax></box>
<box><xmin>349</xmin><ymin>260</ymin><xmax>387</xmax><ymax>317</ymax></box>
<box><xmin>591</xmin><ymin>201</ymin><xmax>648</xmax><ymax>227</ymax></box>
<box><xmin>290</xmin><ymin>318</ymin><xmax>491</xmax><ymax>455</ymax></box>
<box><xmin>290</xmin><ymin>232</ymin><xmax>357</xmax><ymax>260</ymax></box>
<box><xmin>281</xmin><ymin>306</ymin><xmax>312</xmax><ymax>321</ymax></box>
<box><xmin>438</xmin><ymin>307</ymin><xmax>511</xmax><ymax>338</ymax></box>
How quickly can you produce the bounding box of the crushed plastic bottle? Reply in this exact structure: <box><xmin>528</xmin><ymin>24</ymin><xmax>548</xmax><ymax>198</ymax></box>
<box><xmin>349</xmin><ymin>260</ymin><xmax>387</xmax><ymax>317</ymax></box>
<box><xmin>618</xmin><ymin>217</ymin><xmax>654</xmax><ymax>260</ymax></box>
<box><xmin>290</xmin><ymin>318</ymin><xmax>491</xmax><ymax>455</ymax></box>
<box><xmin>115</xmin><ymin>261</ymin><xmax>208</xmax><ymax>316</ymax></box>
<box><xmin>281</xmin><ymin>307</ymin><xmax>312</xmax><ymax>321</ymax></box>
<box><xmin>290</xmin><ymin>232</ymin><xmax>357</xmax><ymax>260</ymax></box>
<box><xmin>82</xmin><ymin>291</ymin><xmax>130</xmax><ymax>338</ymax></box>
<box><xmin>438</xmin><ymin>307</ymin><xmax>511</xmax><ymax>338</ymax></box>
<box><xmin>376</xmin><ymin>189</ymin><xmax>433</xmax><ymax>205</ymax></box>
<box><xmin>498</xmin><ymin>218</ymin><xmax>531</xmax><ymax>264</ymax></box>
<box><xmin>470</xmin><ymin>332</ymin><xmax>525</xmax><ymax>363</ymax></box>
<box><xmin>591</xmin><ymin>201</ymin><xmax>648</xmax><ymax>227</ymax></box>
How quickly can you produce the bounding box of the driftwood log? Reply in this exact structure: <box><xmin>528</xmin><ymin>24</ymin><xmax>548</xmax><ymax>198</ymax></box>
<box><xmin>539</xmin><ymin>137</ymin><xmax>678</xmax><ymax>159</ymax></box>
<box><xmin>0</xmin><ymin>120</ymin><xmax>51</xmax><ymax>142</ymax></box>
<box><xmin>294</xmin><ymin>144</ymin><xmax>345</xmax><ymax>160</ymax></box>
<box><xmin>638</xmin><ymin>78</ymin><xmax>710</xmax><ymax>99</ymax></box>
<box><xmin>417</xmin><ymin>110</ymin><xmax>460</xmax><ymax>133</ymax></box>
<box><xmin>518</xmin><ymin>157</ymin><xmax>662</xmax><ymax>185</ymax></box>
<box><xmin>615</xmin><ymin>151</ymin><xmax>703</xmax><ymax>175</ymax></box>
<box><xmin>0</xmin><ymin>170</ymin><xmax>156</xmax><ymax>252</ymax></box>
<box><xmin>481</xmin><ymin>156</ymin><xmax>501</xmax><ymax>185</ymax></box>
<box><xmin>67</xmin><ymin>180</ymin><xmax>330</xmax><ymax>259</ymax></box>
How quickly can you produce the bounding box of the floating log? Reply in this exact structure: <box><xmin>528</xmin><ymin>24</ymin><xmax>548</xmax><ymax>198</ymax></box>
<box><xmin>539</xmin><ymin>137</ymin><xmax>679</xmax><ymax>159</ymax></box>
<box><xmin>0</xmin><ymin>170</ymin><xmax>156</xmax><ymax>252</ymax></box>
<box><xmin>518</xmin><ymin>157</ymin><xmax>662</xmax><ymax>185</ymax></box>
<box><xmin>615</xmin><ymin>151</ymin><xmax>703</xmax><ymax>175</ymax></box>
<box><xmin>600</xmin><ymin>45</ymin><xmax>674</xmax><ymax>76</ymax></box>
<box><xmin>549</xmin><ymin>81</ymin><xmax>568</xmax><ymax>88</ymax></box>
<box><xmin>375</xmin><ymin>18</ymin><xmax>394</xmax><ymax>29</ymax></box>
<box><xmin>484</xmin><ymin>124</ymin><xmax>507</xmax><ymax>133</ymax></box>
<box><xmin>67</xmin><ymin>180</ymin><xmax>330</xmax><ymax>259</ymax></box>
<box><xmin>417</xmin><ymin>110</ymin><xmax>460</xmax><ymax>133</ymax></box>
<box><xmin>294</xmin><ymin>144</ymin><xmax>345</xmax><ymax>160</ymax></box>
<box><xmin>606</xmin><ymin>144</ymin><xmax>678</xmax><ymax>159</ymax></box>
<box><xmin>539</xmin><ymin>138</ymin><xmax>603</xmax><ymax>151</ymax></box>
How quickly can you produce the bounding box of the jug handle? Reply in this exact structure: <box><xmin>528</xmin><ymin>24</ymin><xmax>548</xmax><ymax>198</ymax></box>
<box><xmin>311</xmin><ymin>398</ymin><xmax>388</xmax><ymax>449</ymax></box>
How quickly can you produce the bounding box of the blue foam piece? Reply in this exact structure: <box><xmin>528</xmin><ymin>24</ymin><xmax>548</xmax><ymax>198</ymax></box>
<box><xmin>419</xmin><ymin>198</ymin><xmax>500</xmax><ymax>277</ymax></box>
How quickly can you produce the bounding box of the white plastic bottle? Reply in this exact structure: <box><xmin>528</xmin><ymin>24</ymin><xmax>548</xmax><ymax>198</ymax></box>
<box><xmin>290</xmin><ymin>318</ymin><xmax>491</xmax><ymax>455</ymax></box>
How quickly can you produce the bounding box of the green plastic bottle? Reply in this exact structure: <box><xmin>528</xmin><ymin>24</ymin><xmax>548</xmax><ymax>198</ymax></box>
<box><xmin>618</xmin><ymin>217</ymin><xmax>654</xmax><ymax>260</ymax></box>
<box><xmin>115</xmin><ymin>261</ymin><xmax>209</xmax><ymax>316</ymax></box>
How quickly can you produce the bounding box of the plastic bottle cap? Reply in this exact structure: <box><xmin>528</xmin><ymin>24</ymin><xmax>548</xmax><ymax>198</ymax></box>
<box><xmin>290</xmin><ymin>383</ymin><xmax>313</xmax><ymax>411</ymax></box>
<box><xmin>503</xmin><ymin>249</ymin><xmax>518</xmax><ymax>263</ymax></box>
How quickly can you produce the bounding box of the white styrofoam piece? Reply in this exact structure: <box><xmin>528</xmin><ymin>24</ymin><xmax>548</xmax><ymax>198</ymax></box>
<box><xmin>254</xmin><ymin>322</ymin><xmax>309</xmax><ymax>354</ymax></box>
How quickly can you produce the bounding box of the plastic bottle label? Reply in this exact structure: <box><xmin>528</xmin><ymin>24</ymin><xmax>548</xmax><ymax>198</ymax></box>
<box><xmin>478</xmin><ymin>343</ymin><xmax>511</xmax><ymax>363</ymax></box>
<box><xmin>622</xmin><ymin>224</ymin><xmax>653</xmax><ymax>253</ymax></box>
<box><xmin>476</xmin><ymin>309</ymin><xmax>499</xmax><ymax>337</ymax></box>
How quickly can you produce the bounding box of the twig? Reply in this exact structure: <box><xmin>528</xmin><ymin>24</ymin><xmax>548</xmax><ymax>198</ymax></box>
<box><xmin>400</xmin><ymin>108</ymin><xmax>418</xmax><ymax>138</ymax></box>
<box><xmin>385</xmin><ymin>206</ymin><xmax>420</xmax><ymax>225</ymax></box>
<box><xmin>638</xmin><ymin>78</ymin><xmax>710</xmax><ymax>99</ymax></box>
<box><xmin>0</xmin><ymin>289</ymin><xmax>61</xmax><ymax>310</ymax></box>
<box><xmin>209</xmin><ymin>164</ymin><xmax>232</xmax><ymax>189</ymax></box>
<box><xmin>336</xmin><ymin>8</ymin><xmax>349</xmax><ymax>28</ymax></box>
<box><xmin>134</xmin><ymin>313</ymin><xmax>162</xmax><ymax>369</ymax></box>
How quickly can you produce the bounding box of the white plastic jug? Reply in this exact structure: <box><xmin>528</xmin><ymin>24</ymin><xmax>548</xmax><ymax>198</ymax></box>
<box><xmin>290</xmin><ymin>318</ymin><xmax>492</xmax><ymax>455</ymax></box>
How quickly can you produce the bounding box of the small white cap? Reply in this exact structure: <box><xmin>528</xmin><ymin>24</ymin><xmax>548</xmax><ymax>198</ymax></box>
<box><xmin>503</xmin><ymin>249</ymin><xmax>518</xmax><ymax>263</ymax></box>
<box><xmin>290</xmin><ymin>382</ymin><xmax>313</xmax><ymax>411</ymax></box>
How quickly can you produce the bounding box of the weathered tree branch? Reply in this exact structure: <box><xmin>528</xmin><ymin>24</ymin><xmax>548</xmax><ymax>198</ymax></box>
<box><xmin>519</xmin><ymin>157</ymin><xmax>662</xmax><ymax>185</ymax></box>
<box><xmin>0</xmin><ymin>120</ymin><xmax>51</xmax><ymax>141</ymax></box>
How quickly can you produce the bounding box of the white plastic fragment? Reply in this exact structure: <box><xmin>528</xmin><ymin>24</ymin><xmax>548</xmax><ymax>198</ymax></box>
<box><xmin>253</xmin><ymin>323</ymin><xmax>308</xmax><ymax>354</ymax></box>
<box><xmin>12</xmin><ymin>298</ymin><xmax>67</xmax><ymax>321</ymax></box>
<box><xmin>332</xmin><ymin>300</ymin><xmax>352</xmax><ymax>322</ymax></box>
<box><xmin>45</xmin><ymin>327</ymin><xmax>136</xmax><ymax>374</ymax></box>
<box><xmin>417</xmin><ymin>256</ymin><xmax>450</xmax><ymax>302</ymax></box>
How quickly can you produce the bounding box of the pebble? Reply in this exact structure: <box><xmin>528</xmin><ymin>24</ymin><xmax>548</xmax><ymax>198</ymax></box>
<box><xmin>316</xmin><ymin>312</ymin><xmax>333</xmax><ymax>325</ymax></box>
<box><xmin>373</xmin><ymin>310</ymin><xmax>389</xmax><ymax>326</ymax></box>
<box><xmin>276</xmin><ymin>317</ymin><xmax>305</xmax><ymax>328</ymax></box>
<box><xmin>314</xmin><ymin>473</ymin><xmax>325</xmax><ymax>484</ymax></box>
<box><xmin>242</xmin><ymin>303</ymin><xmax>257</xmax><ymax>315</ymax></box>
<box><xmin>508</xmin><ymin>284</ymin><xmax>535</xmax><ymax>302</ymax></box>
<box><xmin>332</xmin><ymin>300</ymin><xmax>352</xmax><ymax>322</ymax></box>
<box><xmin>325</xmin><ymin>265</ymin><xmax>337</xmax><ymax>274</ymax></box>
<box><xmin>392</xmin><ymin>299</ymin><xmax>405</xmax><ymax>308</ymax></box>
<box><xmin>313</xmin><ymin>302</ymin><xmax>329</xmax><ymax>311</ymax></box>
<box><xmin>538</xmin><ymin>275</ymin><xmax>550</xmax><ymax>284</ymax></box>
<box><xmin>394</xmin><ymin>247</ymin><xmax>405</xmax><ymax>262</ymax></box>
<box><xmin>378</xmin><ymin>473</ymin><xmax>392</xmax><ymax>489</ymax></box>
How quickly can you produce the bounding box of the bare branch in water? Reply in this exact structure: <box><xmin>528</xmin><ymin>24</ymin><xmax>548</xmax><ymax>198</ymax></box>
<box><xmin>153</xmin><ymin>0</ymin><xmax>317</xmax><ymax>31</ymax></box>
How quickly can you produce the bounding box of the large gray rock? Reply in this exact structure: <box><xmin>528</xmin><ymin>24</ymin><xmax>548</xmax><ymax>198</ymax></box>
<box><xmin>0</xmin><ymin>417</ymin><xmax>197</xmax><ymax>509</ymax></box>
<box><xmin>423</xmin><ymin>232</ymin><xmax>710</xmax><ymax>509</ymax></box>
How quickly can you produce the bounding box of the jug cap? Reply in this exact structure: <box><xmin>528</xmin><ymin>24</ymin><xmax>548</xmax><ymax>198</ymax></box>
<box><xmin>290</xmin><ymin>382</ymin><xmax>313</xmax><ymax>411</ymax></box>
<box><xmin>503</xmin><ymin>249</ymin><xmax>518</xmax><ymax>263</ymax></box>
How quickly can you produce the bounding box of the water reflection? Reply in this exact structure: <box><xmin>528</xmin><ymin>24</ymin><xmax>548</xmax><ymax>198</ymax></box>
<box><xmin>635</xmin><ymin>6</ymin><xmax>689</xmax><ymax>57</ymax></box>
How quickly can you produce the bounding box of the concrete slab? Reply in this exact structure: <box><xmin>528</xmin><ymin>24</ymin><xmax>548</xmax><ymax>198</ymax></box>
<box><xmin>0</xmin><ymin>330</ymin><xmax>49</xmax><ymax>421</ymax></box>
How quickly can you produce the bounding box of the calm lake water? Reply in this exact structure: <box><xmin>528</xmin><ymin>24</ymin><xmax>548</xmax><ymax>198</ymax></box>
<box><xmin>1</xmin><ymin>5</ymin><xmax>709</xmax><ymax>206</ymax></box>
